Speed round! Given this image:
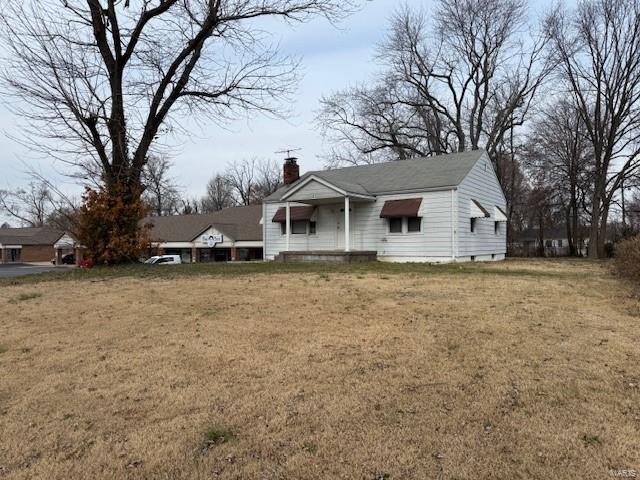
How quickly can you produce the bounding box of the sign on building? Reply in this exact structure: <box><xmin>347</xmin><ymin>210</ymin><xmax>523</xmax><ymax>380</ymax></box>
<box><xmin>202</xmin><ymin>234</ymin><xmax>223</xmax><ymax>247</ymax></box>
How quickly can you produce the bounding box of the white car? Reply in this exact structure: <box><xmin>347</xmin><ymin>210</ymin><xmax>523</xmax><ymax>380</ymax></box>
<box><xmin>144</xmin><ymin>255</ymin><xmax>182</xmax><ymax>265</ymax></box>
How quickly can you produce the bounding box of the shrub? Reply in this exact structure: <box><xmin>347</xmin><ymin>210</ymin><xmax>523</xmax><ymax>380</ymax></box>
<box><xmin>79</xmin><ymin>258</ymin><xmax>94</xmax><ymax>269</ymax></box>
<box><xmin>77</xmin><ymin>184</ymin><xmax>151</xmax><ymax>265</ymax></box>
<box><xmin>614</xmin><ymin>235</ymin><xmax>640</xmax><ymax>283</ymax></box>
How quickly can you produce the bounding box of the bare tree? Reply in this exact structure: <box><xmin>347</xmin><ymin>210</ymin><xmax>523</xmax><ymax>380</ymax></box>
<box><xmin>251</xmin><ymin>158</ymin><xmax>281</xmax><ymax>202</ymax></box>
<box><xmin>225</xmin><ymin>158</ymin><xmax>258</xmax><ymax>206</ymax></box>
<box><xmin>546</xmin><ymin>0</ymin><xmax>640</xmax><ymax>257</ymax></box>
<box><xmin>179</xmin><ymin>197</ymin><xmax>200</xmax><ymax>215</ymax></box>
<box><xmin>1</xmin><ymin>222</ymin><xmax>11</xmax><ymax>229</ymax></box>
<box><xmin>201</xmin><ymin>174</ymin><xmax>234</xmax><ymax>212</ymax></box>
<box><xmin>141</xmin><ymin>156</ymin><xmax>181</xmax><ymax>216</ymax></box>
<box><xmin>0</xmin><ymin>0</ymin><xmax>355</xmax><ymax>260</ymax></box>
<box><xmin>525</xmin><ymin>99</ymin><xmax>593</xmax><ymax>256</ymax></box>
<box><xmin>0</xmin><ymin>182</ymin><xmax>52</xmax><ymax>227</ymax></box>
<box><xmin>319</xmin><ymin>0</ymin><xmax>553</xmax><ymax>171</ymax></box>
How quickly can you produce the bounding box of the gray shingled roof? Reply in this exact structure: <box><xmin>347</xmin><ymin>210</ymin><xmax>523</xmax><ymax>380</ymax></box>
<box><xmin>0</xmin><ymin>227</ymin><xmax>65</xmax><ymax>246</ymax></box>
<box><xmin>144</xmin><ymin>205</ymin><xmax>262</xmax><ymax>243</ymax></box>
<box><xmin>265</xmin><ymin>150</ymin><xmax>484</xmax><ymax>202</ymax></box>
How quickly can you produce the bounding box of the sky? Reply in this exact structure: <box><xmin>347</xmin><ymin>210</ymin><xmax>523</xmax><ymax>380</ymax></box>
<box><xmin>0</xmin><ymin>0</ymin><xmax>562</xmax><ymax>224</ymax></box>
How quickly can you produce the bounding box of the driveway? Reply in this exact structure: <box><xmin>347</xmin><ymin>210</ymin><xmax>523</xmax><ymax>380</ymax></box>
<box><xmin>0</xmin><ymin>264</ymin><xmax>72</xmax><ymax>278</ymax></box>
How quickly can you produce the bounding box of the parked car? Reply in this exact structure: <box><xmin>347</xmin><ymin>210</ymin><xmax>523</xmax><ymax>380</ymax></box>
<box><xmin>51</xmin><ymin>253</ymin><xmax>75</xmax><ymax>265</ymax></box>
<box><xmin>144</xmin><ymin>255</ymin><xmax>182</xmax><ymax>265</ymax></box>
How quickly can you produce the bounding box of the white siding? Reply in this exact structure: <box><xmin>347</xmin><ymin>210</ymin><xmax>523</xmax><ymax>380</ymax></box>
<box><xmin>456</xmin><ymin>152</ymin><xmax>507</xmax><ymax>258</ymax></box>
<box><xmin>264</xmin><ymin>191</ymin><xmax>455</xmax><ymax>261</ymax></box>
<box><xmin>286</xmin><ymin>179</ymin><xmax>342</xmax><ymax>202</ymax></box>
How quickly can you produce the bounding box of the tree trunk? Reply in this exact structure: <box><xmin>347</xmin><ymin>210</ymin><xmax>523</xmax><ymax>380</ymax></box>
<box><xmin>588</xmin><ymin>184</ymin><xmax>601</xmax><ymax>258</ymax></box>
<box><xmin>597</xmin><ymin>204</ymin><xmax>610</xmax><ymax>258</ymax></box>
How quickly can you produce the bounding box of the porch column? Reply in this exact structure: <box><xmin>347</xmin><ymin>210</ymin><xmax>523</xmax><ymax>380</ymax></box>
<box><xmin>344</xmin><ymin>196</ymin><xmax>350</xmax><ymax>252</ymax></box>
<box><xmin>285</xmin><ymin>201</ymin><xmax>291</xmax><ymax>251</ymax></box>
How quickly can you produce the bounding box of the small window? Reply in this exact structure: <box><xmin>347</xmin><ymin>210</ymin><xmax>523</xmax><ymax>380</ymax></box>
<box><xmin>309</xmin><ymin>221</ymin><xmax>317</xmax><ymax>235</ymax></box>
<box><xmin>407</xmin><ymin>217</ymin><xmax>422</xmax><ymax>232</ymax></box>
<box><xmin>281</xmin><ymin>220</ymin><xmax>311</xmax><ymax>235</ymax></box>
<box><xmin>471</xmin><ymin>218</ymin><xmax>477</xmax><ymax>233</ymax></box>
<box><xmin>494</xmin><ymin>221</ymin><xmax>499</xmax><ymax>235</ymax></box>
<box><xmin>545</xmin><ymin>239</ymin><xmax>553</xmax><ymax>247</ymax></box>
<box><xmin>558</xmin><ymin>239</ymin><xmax>563</xmax><ymax>247</ymax></box>
<box><xmin>291</xmin><ymin>220</ymin><xmax>307</xmax><ymax>234</ymax></box>
<box><xmin>389</xmin><ymin>217</ymin><xmax>403</xmax><ymax>233</ymax></box>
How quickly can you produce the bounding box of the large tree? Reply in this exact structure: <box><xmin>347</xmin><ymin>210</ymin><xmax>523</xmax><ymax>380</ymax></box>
<box><xmin>0</xmin><ymin>0</ymin><xmax>353</xmax><ymax>262</ymax></box>
<box><xmin>525</xmin><ymin>100</ymin><xmax>593</xmax><ymax>256</ymax></box>
<box><xmin>546</xmin><ymin>0</ymin><xmax>640</xmax><ymax>257</ymax></box>
<box><xmin>319</xmin><ymin>0</ymin><xmax>552</xmax><ymax>169</ymax></box>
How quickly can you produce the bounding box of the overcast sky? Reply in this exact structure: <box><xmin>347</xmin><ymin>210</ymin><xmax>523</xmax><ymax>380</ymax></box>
<box><xmin>0</xmin><ymin>0</ymin><xmax>563</xmax><ymax>224</ymax></box>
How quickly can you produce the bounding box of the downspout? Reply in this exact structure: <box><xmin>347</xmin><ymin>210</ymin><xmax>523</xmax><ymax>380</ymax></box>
<box><xmin>451</xmin><ymin>189</ymin><xmax>456</xmax><ymax>262</ymax></box>
<box><xmin>262</xmin><ymin>202</ymin><xmax>267</xmax><ymax>261</ymax></box>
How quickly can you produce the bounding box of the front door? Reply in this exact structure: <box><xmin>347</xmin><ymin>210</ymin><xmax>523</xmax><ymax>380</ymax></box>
<box><xmin>334</xmin><ymin>204</ymin><xmax>354</xmax><ymax>251</ymax></box>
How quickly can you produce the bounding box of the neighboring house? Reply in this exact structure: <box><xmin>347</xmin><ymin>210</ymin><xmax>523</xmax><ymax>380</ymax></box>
<box><xmin>0</xmin><ymin>227</ymin><xmax>80</xmax><ymax>264</ymax></box>
<box><xmin>263</xmin><ymin>150</ymin><xmax>507</xmax><ymax>262</ymax></box>
<box><xmin>512</xmin><ymin>226</ymin><xmax>588</xmax><ymax>257</ymax></box>
<box><xmin>144</xmin><ymin>205</ymin><xmax>263</xmax><ymax>263</ymax></box>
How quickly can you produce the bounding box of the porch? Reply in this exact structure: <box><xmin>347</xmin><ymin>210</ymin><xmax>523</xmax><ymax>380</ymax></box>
<box><xmin>274</xmin><ymin>174</ymin><xmax>377</xmax><ymax>255</ymax></box>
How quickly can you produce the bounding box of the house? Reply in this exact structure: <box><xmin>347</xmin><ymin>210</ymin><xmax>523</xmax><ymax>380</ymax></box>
<box><xmin>0</xmin><ymin>227</ymin><xmax>81</xmax><ymax>264</ymax></box>
<box><xmin>144</xmin><ymin>205</ymin><xmax>263</xmax><ymax>262</ymax></box>
<box><xmin>512</xmin><ymin>225</ymin><xmax>589</xmax><ymax>257</ymax></box>
<box><xmin>263</xmin><ymin>150</ymin><xmax>507</xmax><ymax>262</ymax></box>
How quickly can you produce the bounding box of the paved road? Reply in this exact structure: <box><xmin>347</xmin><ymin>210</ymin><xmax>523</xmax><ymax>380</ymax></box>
<box><xmin>0</xmin><ymin>264</ymin><xmax>72</xmax><ymax>278</ymax></box>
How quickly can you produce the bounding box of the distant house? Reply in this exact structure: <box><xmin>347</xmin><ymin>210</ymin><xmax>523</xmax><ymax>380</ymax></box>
<box><xmin>144</xmin><ymin>205</ymin><xmax>263</xmax><ymax>262</ymax></box>
<box><xmin>512</xmin><ymin>226</ymin><xmax>588</xmax><ymax>257</ymax></box>
<box><xmin>0</xmin><ymin>227</ymin><xmax>80</xmax><ymax>264</ymax></box>
<box><xmin>263</xmin><ymin>150</ymin><xmax>508</xmax><ymax>262</ymax></box>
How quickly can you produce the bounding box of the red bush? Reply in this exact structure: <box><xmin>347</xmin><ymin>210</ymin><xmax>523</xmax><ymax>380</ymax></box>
<box><xmin>78</xmin><ymin>258</ymin><xmax>94</xmax><ymax>269</ymax></box>
<box><xmin>77</xmin><ymin>184</ymin><xmax>151</xmax><ymax>265</ymax></box>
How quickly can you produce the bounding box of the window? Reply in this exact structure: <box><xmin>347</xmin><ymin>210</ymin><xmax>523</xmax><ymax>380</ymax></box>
<box><xmin>291</xmin><ymin>220</ymin><xmax>307</xmax><ymax>234</ymax></box>
<box><xmin>389</xmin><ymin>217</ymin><xmax>403</xmax><ymax>233</ymax></box>
<box><xmin>471</xmin><ymin>218</ymin><xmax>477</xmax><ymax>233</ymax></box>
<box><xmin>558</xmin><ymin>239</ymin><xmax>563</xmax><ymax>247</ymax></box>
<box><xmin>494</xmin><ymin>221</ymin><xmax>500</xmax><ymax>235</ymax></box>
<box><xmin>280</xmin><ymin>220</ymin><xmax>313</xmax><ymax>235</ymax></box>
<box><xmin>407</xmin><ymin>217</ymin><xmax>422</xmax><ymax>232</ymax></box>
<box><xmin>545</xmin><ymin>239</ymin><xmax>553</xmax><ymax>247</ymax></box>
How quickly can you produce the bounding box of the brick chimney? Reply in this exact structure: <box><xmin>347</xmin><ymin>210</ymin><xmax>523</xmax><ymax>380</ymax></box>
<box><xmin>283</xmin><ymin>157</ymin><xmax>300</xmax><ymax>185</ymax></box>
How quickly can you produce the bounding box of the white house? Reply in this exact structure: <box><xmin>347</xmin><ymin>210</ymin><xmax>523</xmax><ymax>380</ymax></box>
<box><xmin>263</xmin><ymin>150</ymin><xmax>507</xmax><ymax>262</ymax></box>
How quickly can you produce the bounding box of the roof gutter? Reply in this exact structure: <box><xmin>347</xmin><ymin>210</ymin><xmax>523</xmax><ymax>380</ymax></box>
<box><xmin>265</xmin><ymin>185</ymin><xmax>458</xmax><ymax>203</ymax></box>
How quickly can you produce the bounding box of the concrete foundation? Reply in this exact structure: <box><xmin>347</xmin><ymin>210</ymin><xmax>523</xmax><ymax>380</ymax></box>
<box><xmin>275</xmin><ymin>250</ymin><xmax>377</xmax><ymax>263</ymax></box>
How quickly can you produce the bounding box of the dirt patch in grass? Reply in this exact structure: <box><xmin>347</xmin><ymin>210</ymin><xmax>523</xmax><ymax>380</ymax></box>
<box><xmin>0</xmin><ymin>260</ymin><xmax>638</xmax><ymax>479</ymax></box>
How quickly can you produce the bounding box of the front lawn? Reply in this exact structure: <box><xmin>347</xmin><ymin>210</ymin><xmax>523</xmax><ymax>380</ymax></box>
<box><xmin>0</xmin><ymin>259</ymin><xmax>638</xmax><ymax>479</ymax></box>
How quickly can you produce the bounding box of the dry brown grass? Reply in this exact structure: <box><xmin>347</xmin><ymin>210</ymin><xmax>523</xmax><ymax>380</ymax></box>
<box><xmin>0</xmin><ymin>260</ymin><xmax>639</xmax><ymax>479</ymax></box>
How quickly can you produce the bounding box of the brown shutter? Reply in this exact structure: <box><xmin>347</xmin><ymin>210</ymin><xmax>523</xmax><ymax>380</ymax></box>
<box><xmin>272</xmin><ymin>206</ymin><xmax>316</xmax><ymax>223</ymax></box>
<box><xmin>379</xmin><ymin>198</ymin><xmax>422</xmax><ymax>218</ymax></box>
